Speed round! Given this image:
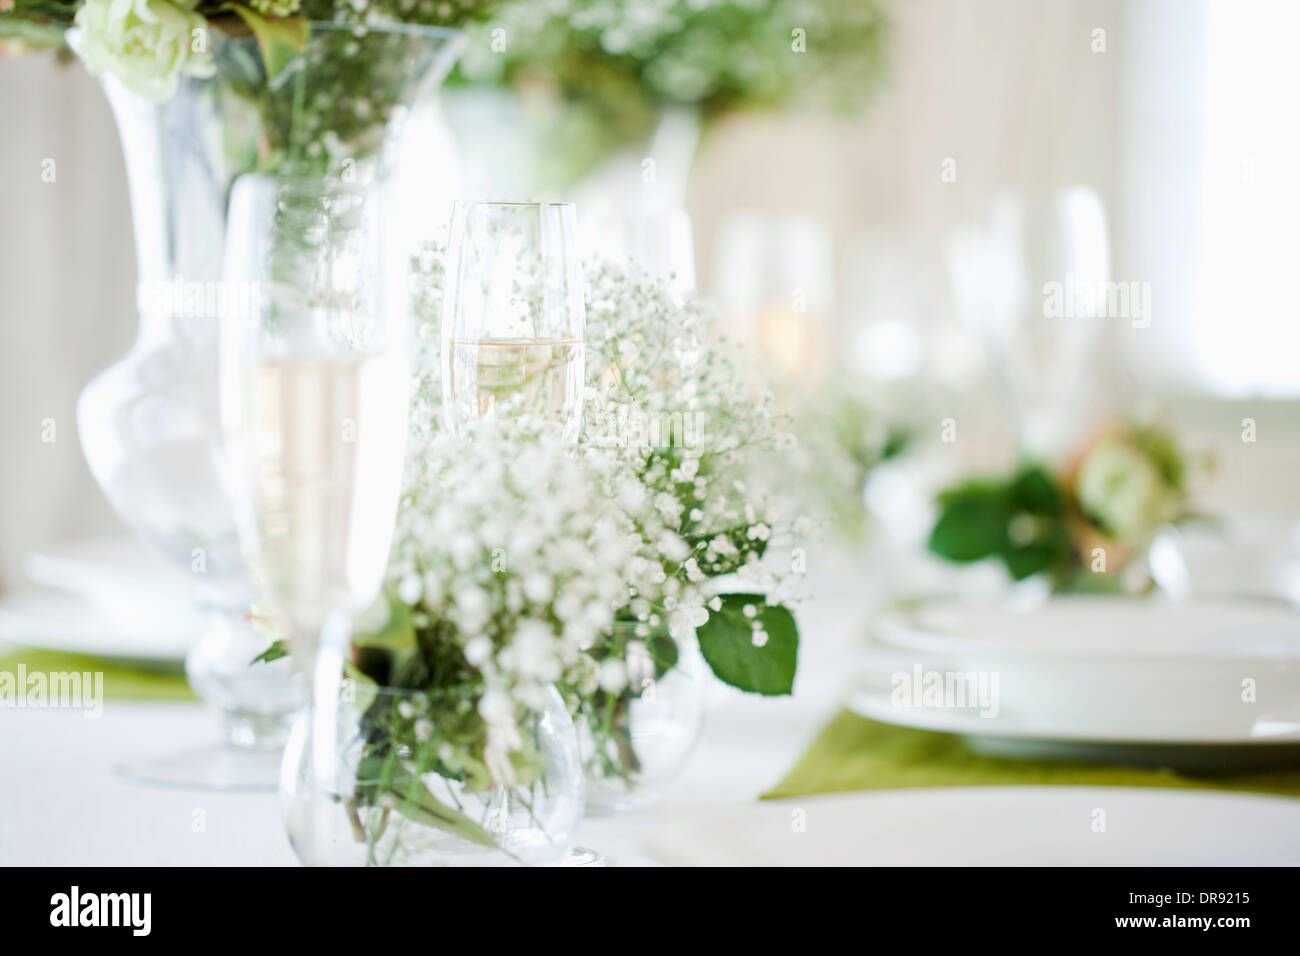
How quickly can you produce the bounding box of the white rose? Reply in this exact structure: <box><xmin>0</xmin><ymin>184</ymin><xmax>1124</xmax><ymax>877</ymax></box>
<box><xmin>1075</xmin><ymin>437</ymin><xmax>1177</xmax><ymax>548</ymax></box>
<box><xmin>75</xmin><ymin>0</ymin><xmax>215</xmax><ymax>103</ymax></box>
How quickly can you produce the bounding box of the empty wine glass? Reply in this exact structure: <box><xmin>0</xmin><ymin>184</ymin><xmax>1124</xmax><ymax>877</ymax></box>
<box><xmin>440</xmin><ymin>201</ymin><xmax>586</xmax><ymax>440</ymax></box>
<box><xmin>946</xmin><ymin>186</ymin><xmax>1110</xmax><ymax>458</ymax></box>
<box><xmin>219</xmin><ymin>174</ymin><xmax>411</xmax><ymax>860</ymax></box>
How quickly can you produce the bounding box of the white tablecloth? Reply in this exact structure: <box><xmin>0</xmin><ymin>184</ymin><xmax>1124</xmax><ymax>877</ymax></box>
<box><xmin>5</xmin><ymin>562</ymin><xmax>1298</xmax><ymax>866</ymax></box>
<box><xmin>1</xmin><ymin>570</ymin><xmax>859</xmax><ymax>866</ymax></box>
<box><xmin>2</xmin><ymin>667</ymin><xmax>846</xmax><ymax>866</ymax></box>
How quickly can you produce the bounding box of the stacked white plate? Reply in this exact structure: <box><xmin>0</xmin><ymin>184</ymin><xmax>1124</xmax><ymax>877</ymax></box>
<box><xmin>851</xmin><ymin>597</ymin><xmax>1300</xmax><ymax>770</ymax></box>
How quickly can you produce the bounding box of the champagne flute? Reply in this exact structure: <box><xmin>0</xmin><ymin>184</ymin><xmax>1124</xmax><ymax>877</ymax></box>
<box><xmin>440</xmin><ymin>200</ymin><xmax>600</xmax><ymax>866</ymax></box>
<box><xmin>946</xmin><ymin>186</ymin><xmax>1110</xmax><ymax>459</ymax></box>
<box><xmin>219</xmin><ymin>174</ymin><xmax>411</xmax><ymax>860</ymax></box>
<box><xmin>441</xmin><ymin>201</ymin><xmax>586</xmax><ymax>440</ymax></box>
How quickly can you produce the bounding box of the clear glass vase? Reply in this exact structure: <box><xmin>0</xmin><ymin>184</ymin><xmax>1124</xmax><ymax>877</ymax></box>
<box><xmin>281</xmin><ymin>681</ymin><xmax>584</xmax><ymax>867</ymax></box>
<box><xmin>74</xmin><ymin>23</ymin><xmax>465</xmax><ymax>787</ymax></box>
<box><xmin>577</xmin><ymin>622</ymin><xmax>708</xmax><ymax>814</ymax></box>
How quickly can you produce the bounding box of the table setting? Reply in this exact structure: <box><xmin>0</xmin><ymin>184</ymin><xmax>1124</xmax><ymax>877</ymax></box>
<box><xmin>2</xmin><ymin>0</ymin><xmax>1300</xmax><ymax>874</ymax></box>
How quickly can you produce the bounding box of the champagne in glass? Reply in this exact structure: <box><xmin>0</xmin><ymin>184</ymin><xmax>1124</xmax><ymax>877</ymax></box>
<box><xmin>221</xmin><ymin>176</ymin><xmax>409</xmax><ymax>658</ymax></box>
<box><xmin>246</xmin><ymin>353</ymin><xmax>408</xmax><ymax>639</ymax></box>
<box><xmin>446</xmin><ymin>336</ymin><xmax>584</xmax><ymax>428</ymax></box>
<box><xmin>441</xmin><ymin>201</ymin><xmax>586</xmax><ymax>439</ymax></box>
<box><xmin>221</xmin><ymin>175</ymin><xmax>410</xmax><ymax>862</ymax></box>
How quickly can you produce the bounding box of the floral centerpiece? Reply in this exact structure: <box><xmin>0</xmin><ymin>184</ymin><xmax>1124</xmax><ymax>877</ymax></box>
<box><xmin>1</xmin><ymin>0</ymin><xmax>484</xmax><ymax>758</ymax></box>
<box><xmin>447</xmin><ymin>0</ymin><xmax>890</xmax><ymax>190</ymax></box>
<box><xmin>274</xmin><ymin>419</ymin><xmax>637</xmax><ymax>866</ymax></box>
<box><xmin>259</xmin><ymin>255</ymin><xmax>808</xmax><ymax>852</ymax></box>
<box><xmin>575</xmin><ymin>263</ymin><xmax>808</xmax><ymax>805</ymax></box>
<box><xmin>927</xmin><ymin>421</ymin><xmax>1208</xmax><ymax>593</ymax></box>
<box><xmin>2</xmin><ymin>0</ymin><xmax>483</xmax><ymax>174</ymax></box>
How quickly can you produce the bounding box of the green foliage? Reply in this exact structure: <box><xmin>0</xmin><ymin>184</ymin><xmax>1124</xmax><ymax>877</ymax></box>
<box><xmin>217</xmin><ymin>4</ymin><xmax>308</xmax><ymax>80</ymax></box>
<box><xmin>250</xmin><ymin>640</ymin><xmax>288</xmax><ymax>665</ymax></box>
<box><xmin>697</xmin><ymin>594</ymin><xmax>798</xmax><ymax>695</ymax></box>
<box><xmin>1</xmin><ymin>1</ymin><xmax>80</xmax><ymax>49</ymax></box>
<box><xmin>450</xmin><ymin>0</ymin><xmax>890</xmax><ymax>186</ymax></box>
<box><xmin>928</xmin><ymin>464</ymin><xmax>1076</xmax><ymax>583</ymax></box>
<box><xmin>572</xmin><ymin>621</ymin><xmax>682</xmax><ymax>780</ymax></box>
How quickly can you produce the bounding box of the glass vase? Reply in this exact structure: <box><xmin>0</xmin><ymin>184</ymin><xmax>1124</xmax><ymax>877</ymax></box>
<box><xmin>577</xmin><ymin>622</ymin><xmax>708</xmax><ymax>814</ymax></box>
<box><xmin>281</xmin><ymin>681</ymin><xmax>584</xmax><ymax>867</ymax></box>
<box><xmin>74</xmin><ymin>22</ymin><xmax>465</xmax><ymax>787</ymax></box>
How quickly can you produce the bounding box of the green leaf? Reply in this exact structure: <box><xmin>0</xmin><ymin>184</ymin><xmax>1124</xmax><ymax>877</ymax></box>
<box><xmin>928</xmin><ymin>494</ymin><xmax>1007</xmax><ymax>562</ymax></box>
<box><xmin>0</xmin><ymin>17</ymin><xmax>70</xmax><ymax>49</ymax></box>
<box><xmin>697</xmin><ymin>595</ymin><xmax>798</xmax><ymax>695</ymax></box>
<box><xmin>1003</xmin><ymin>544</ymin><xmax>1060</xmax><ymax>581</ymax></box>
<box><xmin>250</xmin><ymin>640</ymin><xmax>287</xmax><ymax>665</ymax></box>
<box><xmin>350</xmin><ymin>595</ymin><xmax>418</xmax><ymax>686</ymax></box>
<box><xmin>1008</xmin><ymin>464</ymin><xmax>1062</xmax><ymax>514</ymax></box>
<box><xmin>342</xmin><ymin>662</ymin><xmax>379</xmax><ymax>716</ymax></box>
<box><xmin>353</xmin><ymin>591</ymin><xmax>417</xmax><ymax>654</ymax></box>
<box><xmin>646</xmin><ymin>628</ymin><xmax>680</xmax><ymax>681</ymax></box>
<box><xmin>219</xmin><ymin>5</ymin><xmax>308</xmax><ymax>80</ymax></box>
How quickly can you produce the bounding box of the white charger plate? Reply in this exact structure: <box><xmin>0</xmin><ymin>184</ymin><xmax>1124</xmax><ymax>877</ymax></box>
<box><xmin>854</xmin><ymin>597</ymin><xmax>1300</xmax><ymax>760</ymax></box>
<box><xmin>643</xmin><ymin>787</ymin><xmax>1300</xmax><ymax>866</ymax></box>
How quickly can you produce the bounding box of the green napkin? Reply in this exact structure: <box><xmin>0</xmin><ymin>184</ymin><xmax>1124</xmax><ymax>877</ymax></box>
<box><xmin>0</xmin><ymin>648</ymin><xmax>195</xmax><ymax>702</ymax></box>
<box><xmin>764</xmin><ymin>709</ymin><xmax>1300</xmax><ymax>800</ymax></box>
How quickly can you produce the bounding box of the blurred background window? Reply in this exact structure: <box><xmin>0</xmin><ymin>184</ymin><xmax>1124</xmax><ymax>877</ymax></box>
<box><xmin>2</xmin><ymin>0</ymin><xmax>1298</xmax><ymax>582</ymax></box>
<box><xmin>1195</xmin><ymin>0</ymin><xmax>1300</xmax><ymax>395</ymax></box>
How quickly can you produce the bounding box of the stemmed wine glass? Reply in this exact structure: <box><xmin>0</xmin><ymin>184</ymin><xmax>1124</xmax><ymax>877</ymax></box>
<box><xmin>441</xmin><ymin>201</ymin><xmax>586</xmax><ymax>439</ymax></box>
<box><xmin>219</xmin><ymin>174</ymin><xmax>411</xmax><ymax>861</ymax></box>
<box><xmin>946</xmin><ymin>186</ymin><xmax>1110</xmax><ymax>459</ymax></box>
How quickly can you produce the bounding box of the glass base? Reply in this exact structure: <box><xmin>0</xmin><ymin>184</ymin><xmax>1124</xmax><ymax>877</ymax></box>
<box><xmin>560</xmin><ymin>846</ymin><xmax>608</xmax><ymax>867</ymax></box>
<box><xmin>114</xmin><ymin>743</ymin><xmax>283</xmax><ymax>792</ymax></box>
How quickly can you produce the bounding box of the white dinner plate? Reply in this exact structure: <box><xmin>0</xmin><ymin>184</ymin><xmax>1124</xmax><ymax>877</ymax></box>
<box><xmin>642</xmin><ymin>787</ymin><xmax>1300</xmax><ymax>866</ymax></box>
<box><xmin>860</xmin><ymin>597</ymin><xmax>1300</xmax><ymax>747</ymax></box>
<box><xmin>877</xmin><ymin>596</ymin><xmax>1300</xmax><ymax>662</ymax></box>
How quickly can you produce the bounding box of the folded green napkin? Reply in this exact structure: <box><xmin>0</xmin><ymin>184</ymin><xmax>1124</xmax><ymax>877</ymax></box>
<box><xmin>0</xmin><ymin>649</ymin><xmax>194</xmax><ymax>702</ymax></box>
<box><xmin>764</xmin><ymin>709</ymin><xmax>1300</xmax><ymax>800</ymax></box>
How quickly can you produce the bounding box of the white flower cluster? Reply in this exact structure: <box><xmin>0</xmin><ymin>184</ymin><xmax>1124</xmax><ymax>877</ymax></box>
<box><xmin>580</xmin><ymin>263</ymin><xmax>806</xmax><ymax>611</ymax></box>
<box><xmin>395</xmin><ymin>252</ymin><xmax>805</xmax><ymax>746</ymax></box>
<box><xmin>388</xmin><ymin>414</ymin><xmax>704</xmax><ymax>721</ymax></box>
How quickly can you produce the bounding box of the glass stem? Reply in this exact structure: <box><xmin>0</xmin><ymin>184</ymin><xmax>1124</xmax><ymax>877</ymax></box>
<box><xmin>298</xmin><ymin>609</ymin><xmax>353</xmax><ymax>866</ymax></box>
